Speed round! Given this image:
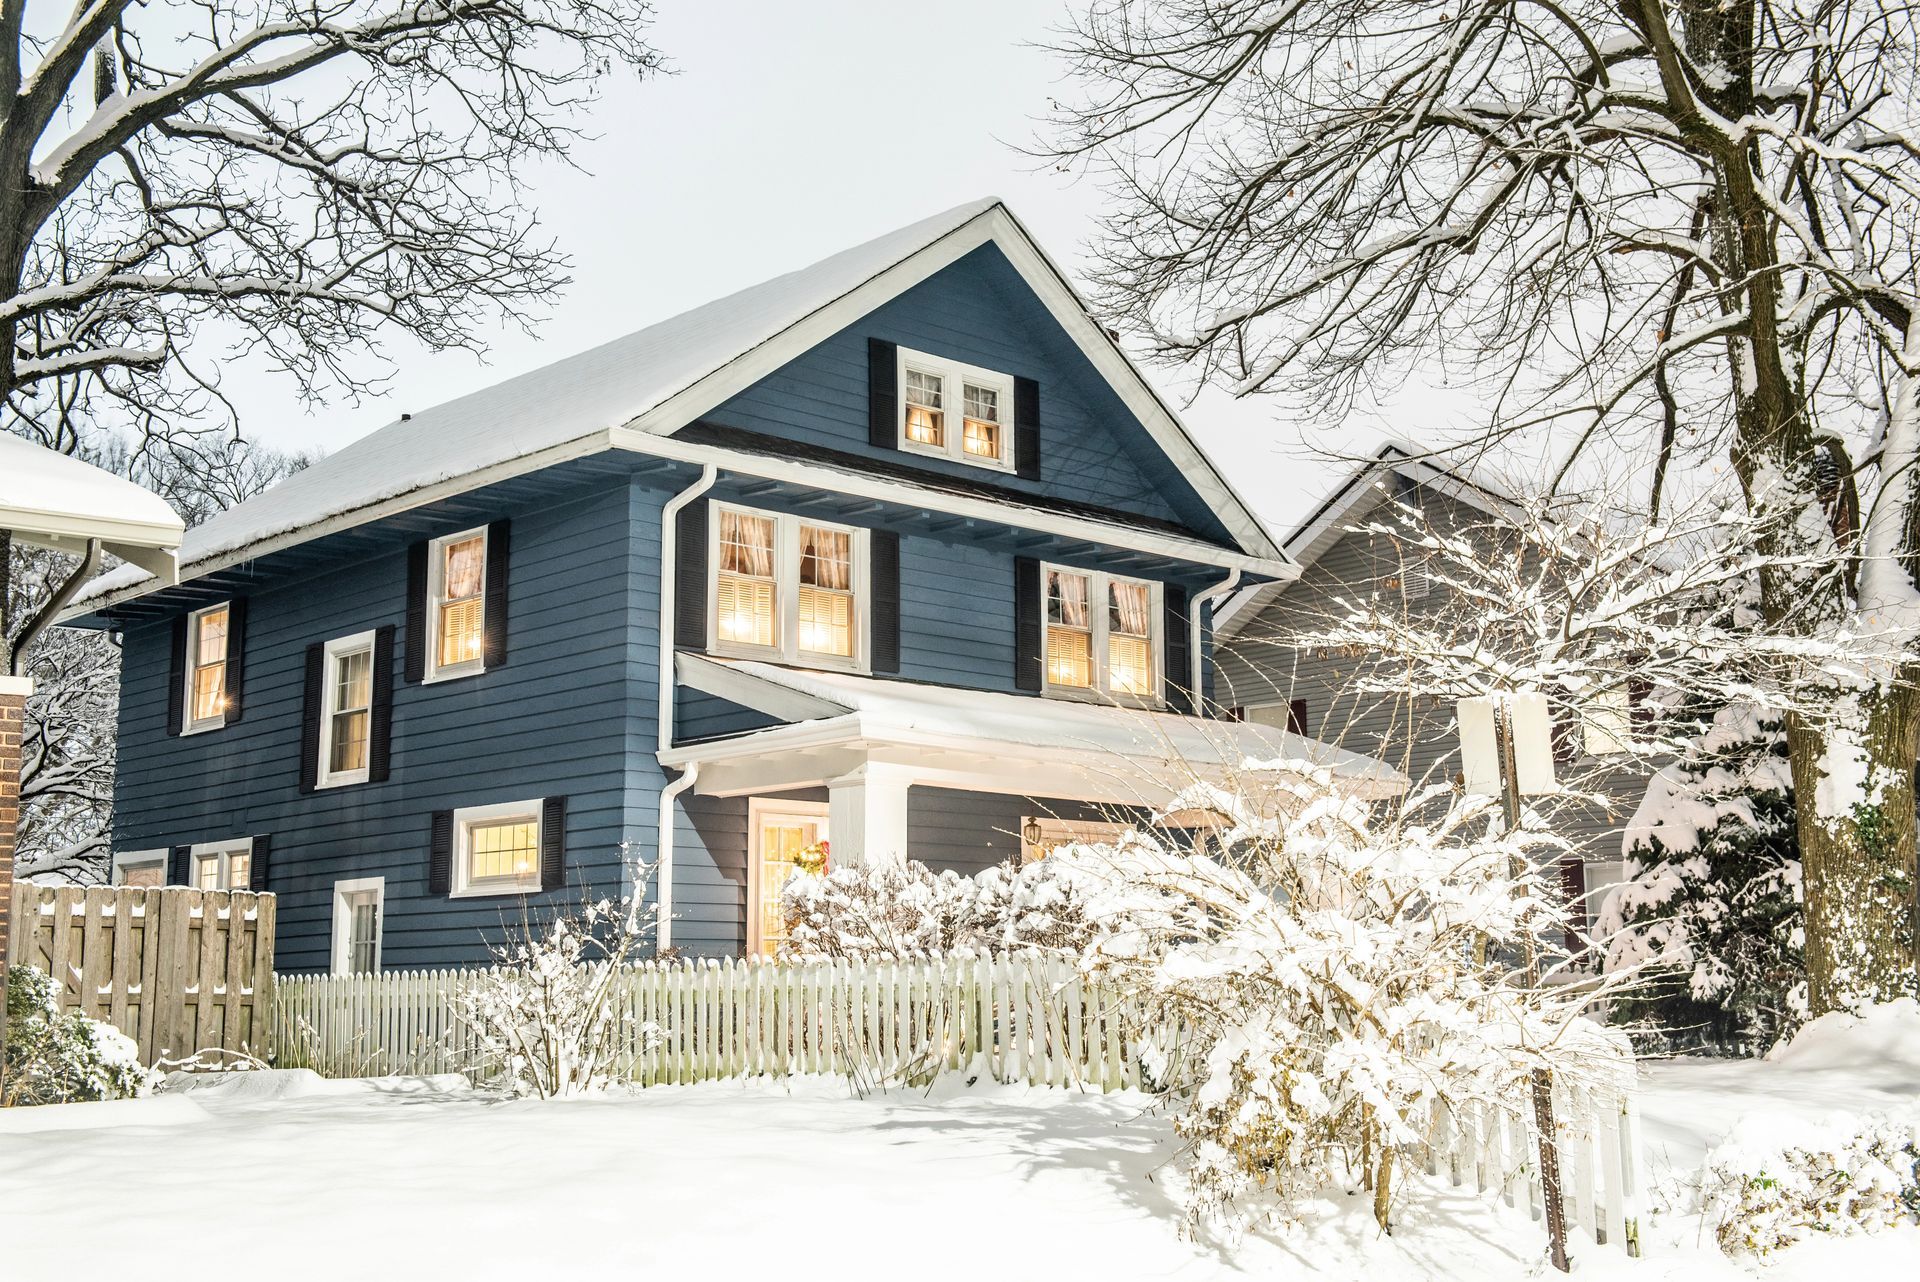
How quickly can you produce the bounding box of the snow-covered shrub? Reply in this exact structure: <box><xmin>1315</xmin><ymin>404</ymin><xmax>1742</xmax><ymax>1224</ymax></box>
<box><xmin>1077</xmin><ymin>769</ymin><xmax>1633</xmax><ymax>1233</ymax></box>
<box><xmin>1600</xmin><ymin>703</ymin><xmax>1805</xmax><ymax>1054</ymax></box>
<box><xmin>452</xmin><ymin>890</ymin><xmax>658</xmax><ymax>1098</ymax></box>
<box><xmin>1702</xmin><ymin>1111</ymin><xmax>1920</xmax><ymax>1255</ymax></box>
<box><xmin>3</xmin><ymin>964</ymin><xmax>157</xmax><ymax>1106</ymax></box>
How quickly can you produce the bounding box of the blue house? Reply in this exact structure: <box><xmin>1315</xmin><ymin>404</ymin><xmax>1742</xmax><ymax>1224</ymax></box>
<box><xmin>67</xmin><ymin>200</ymin><xmax>1397</xmax><ymax>972</ymax></box>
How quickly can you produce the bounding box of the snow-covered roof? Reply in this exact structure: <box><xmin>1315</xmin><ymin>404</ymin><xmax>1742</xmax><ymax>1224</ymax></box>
<box><xmin>668</xmin><ymin>654</ymin><xmax>1407</xmax><ymax>803</ymax></box>
<box><xmin>1213</xmin><ymin>438</ymin><xmax>1519</xmax><ymax>639</ymax></box>
<box><xmin>73</xmin><ymin>199</ymin><xmax>1288</xmax><ymax>613</ymax></box>
<box><xmin>0</xmin><ymin>434</ymin><xmax>184</xmax><ymax>583</ymax></box>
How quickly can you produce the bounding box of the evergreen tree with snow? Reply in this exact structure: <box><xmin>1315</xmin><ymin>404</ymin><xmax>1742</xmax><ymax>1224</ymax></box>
<box><xmin>1600</xmin><ymin>705</ymin><xmax>1805</xmax><ymax>1055</ymax></box>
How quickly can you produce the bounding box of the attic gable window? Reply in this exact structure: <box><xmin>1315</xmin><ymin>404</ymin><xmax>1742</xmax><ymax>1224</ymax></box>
<box><xmin>182</xmin><ymin>603</ymin><xmax>230</xmax><ymax>733</ymax></box>
<box><xmin>427</xmin><ymin>527</ymin><xmax>487</xmax><ymax>680</ymax></box>
<box><xmin>896</xmin><ymin>347</ymin><xmax>1014</xmax><ymax>472</ymax></box>
<box><xmin>710</xmin><ymin>503</ymin><xmax>867</xmax><ymax>669</ymax></box>
<box><xmin>1042</xmin><ymin>564</ymin><xmax>1162</xmax><ymax>704</ymax></box>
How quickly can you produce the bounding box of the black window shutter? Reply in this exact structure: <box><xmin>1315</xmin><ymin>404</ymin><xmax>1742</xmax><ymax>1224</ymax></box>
<box><xmin>403</xmin><ymin>541</ymin><xmax>428</xmax><ymax>683</ymax></box>
<box><xmin>368</xmin><ymin>625</ymin><xmax>396</xmax><ymax>783</ymax></box>
<box><xmin>674</xmin><ymin>496</ymin><xmax>710</xmax><ymax>650</ymax></box>
<box><xmin>1014</xmin><ymin>376</ymin><xmax>1041</xmax><ymax>481</ymax></box>
<box><xmin>166</xmin><ymin>615</ymin><xmax>187</xmax><ymax>736</ymax></box>
<box><xmin>1287</xmin><ymin>699</ymin><xmax>1308</xmax><ymax>735</ymax></box>
<box><xmin>870</xmin><ymin>530</ymin><xmax>901</xmax><ymax>675</ymax></box>
<box><xmin>222</xmin><ymin>597</ymin><xmax>248</xmax><ymax>724</ymax></box>
<box><xmin>249</xmin><ymin>834</ymin><xmax>272</xmax><ymax>891</ymax></box>
<box><xmin>868</xmin><ymin>337</ymin><xmax>899</xmax><ymax>450</ymax></box>
<box><xmin>168</xmin><ymin>844</ymin><xmax>191</xmax><ymax>887</ymax></box>
<box><xmin>298</xmin><ymin>642</ymin><xmax>324</xmax><ymax>794</ymax></box>
<box><xmin>540</xmin><ymin>795</ymin><xmax>568</xmax><ymax>892</ymax></box>
<box><xmin>483</xmin><ymin>519</ymin><xmax>511</xmax><ymax>670</ymax></box>
<box><xmin>427</xmin><ymin>810</ymin><xmax>454</xmax><ymax>895</ymax></box>
<box><xmin>1013</xmin><ymin>557</ymin><xmax>1042</xmax><ymax>693</ymax></box>
<box><xmin>1164</xmin><ymin>585</ymin><xmax>1193</xmax><ymax>714</ymax></box>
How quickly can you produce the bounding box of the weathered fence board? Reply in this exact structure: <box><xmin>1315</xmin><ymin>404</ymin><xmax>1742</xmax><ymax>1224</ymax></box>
<box><xmin>7</xmin><ymin>883</ymin><xmax>276</xmax><ymax>1065</ymax></box>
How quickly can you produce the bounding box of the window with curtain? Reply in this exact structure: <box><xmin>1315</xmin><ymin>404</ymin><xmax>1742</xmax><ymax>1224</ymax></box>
<box><xmin>712</xmin><ymin>505</ymin><xmax>866</xmax><ymax>667</ymax></box>
<box><xmin>185</xmin><ymin>603</ymin><xmax>229</xmax><ymax>729</ymax></box>
<box><xmin>716</xmin><ymin>510</ymin><xmax>778</xmax><ymax>648</ymax></box>
<box><xmin>1041</xmin><ymin>565</ymin><xmax>1161</xmax><ymax>703</ymax></box>
<box><xmin>895</xmin><ymin>347</ymin><xmax>1014</xmax><ymax>471</ymax></box>
<box><xmin>319</xmin><ymin>634</ymin><xmax>374</xmax><ymax>784</ymax></box>
<box><xmin>436</xmin><ymin>532</ymin><xmax>487</xmax><ymax>672</ymax></box>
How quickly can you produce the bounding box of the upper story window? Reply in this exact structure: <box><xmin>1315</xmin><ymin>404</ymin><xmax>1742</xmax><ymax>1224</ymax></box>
<box><xmin>711</xmin><ymin>504</ymin><xmax>867</xmax><ymax>668</ymax></box>
<box><xmin>317</xmin><ymin>630</ymin><xmax>375</xmax><ymax>788</ymax></box>
<box><xmin>1042</xmin><ymin>564</ymin><xmax>1161</xmax><ymax>703</ymax></box>
<box><xmin>182</xmin><ymin>603</ymin><xmax>230</xmax><ymax>733</ymax></box>
<box><xmin>897</xmin><ymin>347</ymin><xmax>1014</xmax><ymax>473</ymax></box>
<box><xmin>428</xmin><ymin>527</ymin><xmax>487</xmax><ymax>680</ymax></box>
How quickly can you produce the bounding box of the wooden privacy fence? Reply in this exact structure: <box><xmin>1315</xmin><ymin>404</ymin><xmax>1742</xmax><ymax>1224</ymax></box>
<box><xmin>7</xmin><ymin>883</ymin><xmax>277</xmax><ymax>1065</ymax></box>
<box><xmin>272</xmin><ymin>952</ymin><xmax>1144</xmax><ymax>1090</ymax></box>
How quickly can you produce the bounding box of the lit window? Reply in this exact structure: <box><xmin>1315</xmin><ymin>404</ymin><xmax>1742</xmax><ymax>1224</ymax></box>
<box><xmin>896</xmin><ymin>347</ymin><xmax>1014</xmax><ymax>471</ymax></box>
<box><xmin>317</xmin><ymin>631</ymin><xmax>375</xmax><ymax>788</ymax></box>
<box><xmin>188</xmin><ymin>840</ymin><xmax>253</xmax><ymax>891</ymax></box>
<box><xmin>904</xmin><ymin>368</ymin><xmax>945</xmax><ymax>447</ymax></box>
<box><xmin>452</xmin><ymin>801</ymin><xmax>544</xmax><ymax>897</ymax></box>
<box><xmin>1040</xmin><ymin>564</ymin><xmax>1161</xmax><ymax>703</ymax></box>
<box><xmin>183</xmin><ymin>603</ymin><xmax>230</xmax><ymax>732</ymax></box>
<box><xmin>711</xmin><ymin>504</ymin><xmax>867</xmax><ymax>668</ymax></box>
<box><xmin>428</xmin><ymin>528</ymin><xmax>488</xmax><ymax>680</ymax></box>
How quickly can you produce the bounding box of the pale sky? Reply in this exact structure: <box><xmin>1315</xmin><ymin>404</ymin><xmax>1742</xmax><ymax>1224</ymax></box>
<box><xmin>224</xmin><ymin>0</ymin><xmax>1503</xmax><ymax>536</ymax></box>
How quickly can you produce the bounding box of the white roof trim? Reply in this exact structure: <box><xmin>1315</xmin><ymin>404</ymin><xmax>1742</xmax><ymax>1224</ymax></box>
<box><xmin>1</xmin><ymin>435</ymin><xmax>184</xmax><ymax>585</ymax></box>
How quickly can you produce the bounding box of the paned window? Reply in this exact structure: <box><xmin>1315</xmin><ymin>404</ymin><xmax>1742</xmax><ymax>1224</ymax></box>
<box><xmin>896</xmin><ymin>347</ymin><xmax>1015</xmax><ymax>471</ymax></box>
<box><xmin>711</xmin><ymin>505</ymin><xmax>866</xmax><ymax>668</ymax></box>
<box><xmin>1041</xmin><ymin>565</ymin><xmax>1161</xmax><ymax>703</ymax></box>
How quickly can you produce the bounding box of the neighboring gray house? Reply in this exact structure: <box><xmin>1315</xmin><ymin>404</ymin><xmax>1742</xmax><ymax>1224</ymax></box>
<box><xmin>1211</xmin><ymin>442</ymin><xmax>1650</xmax><ymax>938</ymax></box>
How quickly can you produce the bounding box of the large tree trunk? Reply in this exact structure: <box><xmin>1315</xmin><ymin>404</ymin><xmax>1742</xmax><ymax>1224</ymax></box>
<box><xmin>1787</xmin><ymin>686</ymin><xmax>1920</xmax><ymax>1014</ymax></box>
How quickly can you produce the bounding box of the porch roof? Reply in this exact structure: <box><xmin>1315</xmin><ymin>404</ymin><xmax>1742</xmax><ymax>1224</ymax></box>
<box><xmin>663</xmin><ymin>654</ymin><xmax>1407</xmax><ymax>805</ymax></box>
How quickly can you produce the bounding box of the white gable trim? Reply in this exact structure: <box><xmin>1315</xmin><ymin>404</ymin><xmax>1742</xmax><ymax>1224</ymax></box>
<box><xmin>625</xmin><ymin>203</ymin><xmax>1286</xmax><ymax>565</ymax></box>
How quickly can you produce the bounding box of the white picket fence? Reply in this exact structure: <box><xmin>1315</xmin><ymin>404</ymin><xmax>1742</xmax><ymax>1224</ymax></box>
<box><xmin>270</xmin><ymin>951</ymin><xmax>1643</xmax><ymax>1256</ymax></box>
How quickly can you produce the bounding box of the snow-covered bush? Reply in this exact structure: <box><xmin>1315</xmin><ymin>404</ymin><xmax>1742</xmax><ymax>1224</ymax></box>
<box><xmin>1600</xmin><ymin>704</ymin><xmax>1805</xmax><ymax>1053</ymax></box>
<box><xmin>452</xmin><ymin>890</ymin><xmax>658</xmax><ymax>1098</ymax></box>
<box><xmin>1702</xmin><ymin>1111</ymin><xmax>1920</xmax><ymax>1255</ymax></box>
<box><xmin>2</xmin><ymin>964</ymin><xmax>157</xmax><ymax>1106</ymax></box>
<box><xmin>1076</xmin><ymin>769</ymin><xmax>1633</xmax><ymax>1233</ymax></box>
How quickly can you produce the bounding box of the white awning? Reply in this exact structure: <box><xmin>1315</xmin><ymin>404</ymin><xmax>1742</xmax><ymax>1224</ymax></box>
<box><xmin>0</xmin><ymin>435</ymin><xmax>184</xmax><ymax>583</ymax></box>
<box><xmin>664</xmin><ymin>653</ymin><xmax>1407</xmax><ymax>805</ymax></box>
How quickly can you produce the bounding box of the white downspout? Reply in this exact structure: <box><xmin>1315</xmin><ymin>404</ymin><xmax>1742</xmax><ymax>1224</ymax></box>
<box><xmin>654</xmin><ymin>465</ymin><xmax>718</xmax><ymax>952</ymax></box>
<box><xmin>1190</xmin><ymin>568</ymin><xmax>1241</xmax><ymax>714</ymax></box>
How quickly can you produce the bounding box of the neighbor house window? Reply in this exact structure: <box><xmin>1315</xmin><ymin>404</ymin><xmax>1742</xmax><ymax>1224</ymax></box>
<box><xmin>427</xmin><ymin>527</ymin><xmax>487</xmax><ymax>680</ymax></box>
<box><xmin>711</xmin><ymin>504</ymin><xmax>867</xmax><ymax>667</ymax></box>
<box><xmin>182</xmin><ymin>602</ymin><xmax>231</xmax><ymax>732</ymax></box>
<box><xmin>189</xmin><ymin>839</ymin><xmax>252</xmax><ymax>891</ymax></box>
<box><xmin>896</xmin><ymin>347</ymin><xmax>1015</xmax><ymax>471</ymax></box>
<box><xmin>1042</xmin><ymin>565</ymin><xmax>1161</xmax><ymax>702</ymax></box>
<box><xmin>451</xmin><ymin>800</ymin><xmax>544</xmax><ymax>897</ymax></box>
<box><xmin>316</xmin><ymin>631</ymin><xmax>375</xmax><ymax>788</ymax></box>
<box><xmin>111</xmin><ymin>850</ymin><xmax>167</xmax><ymax>888</ymax></box>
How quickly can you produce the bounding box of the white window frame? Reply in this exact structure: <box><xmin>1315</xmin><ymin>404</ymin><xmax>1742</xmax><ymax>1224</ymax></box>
<box><xmin>708</xmin><ymin>502</ymin><xmax>870</xmax><ymax>671</ymax></box>
<box><xmin>187</xmin><ymin>837</ymin><xmax>254</xmax><ymax>891</ymax></box>
<box><xmin>895</xmin><ymin>346</ymin><xmax>1017</xmax><ymax>473</ymax></box>
<box><xmin>747</xmin><ymin>797</ymin><xmax>830</xmax><ymax>956</ymax></box>
<box><xmin>425</xmin><ymin>525</ymin><xmax>489</xmax><ymax>683</ymax></box>
<box><xmin>1020</xmin><ymin>817</ymin><xmax>1131</xmax><ymax>864</ymax></box>
<box><xmin>450</xmin><ymin>799</ymin><xmax>545</xmax><ymax>899</ymax></box>
<box><xmin>316</xmin><ymin>629</ymin><xmax>377</xmax><ymax>790</ymax></box>
<box><xmin>111</xmin><ymin>849</ymin><xmax>168</xmax><ymax>887</ymax></box>
<box><xmin>1038</xmin><ymin>563</ymin><xmax>1164</xmax><ymax>706</ymax></box>
<box><xmin>330</xmin><ymin>876</ymin><xmax>386</xmax><ymax>975</ymax></box>
<box><xmin>181</xmin><ymin>601</ymin><xmax>232</xmax><ymax>735</ymax></box>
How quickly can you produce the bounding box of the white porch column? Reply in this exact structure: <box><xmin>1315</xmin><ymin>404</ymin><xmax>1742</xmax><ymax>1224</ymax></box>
<box><xmin>827</xmin><ymin>764</ymin><xmax>911</xmax><ymax>867</ymax></box>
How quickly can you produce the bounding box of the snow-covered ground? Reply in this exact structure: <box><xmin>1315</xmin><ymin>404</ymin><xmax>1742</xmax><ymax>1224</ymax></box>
<box><xmin>3</xmin><ymin>1008</ymin><xmax>1916</xmax><ymax>1281</ymax></box>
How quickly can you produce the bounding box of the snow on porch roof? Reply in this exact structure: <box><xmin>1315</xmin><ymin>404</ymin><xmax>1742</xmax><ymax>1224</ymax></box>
<box><xmin>668</xmin><ymin>654</ymin><xmax>1407</xmax><ymax>802</ymax></box>
<box><xmin>0</xmin><ymin>434</ymin><xmax>184</xmax><ymax>583</ymax></box>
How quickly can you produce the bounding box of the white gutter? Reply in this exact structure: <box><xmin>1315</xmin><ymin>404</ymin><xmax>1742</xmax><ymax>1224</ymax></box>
<box><xmin>653</xmin><ymin>465</ymin><xmax>718</xmax><ymax>955</ymax></box>
<box><xmin>1190</xmin><ymin>568</ymin><xmax>1239</xmax><ymax>711</ymax></box>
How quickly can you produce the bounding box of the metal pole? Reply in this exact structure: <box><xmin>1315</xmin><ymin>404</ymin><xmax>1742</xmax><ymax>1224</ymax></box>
<box><xmin>1493</xmin><ymin>695</ymin><xmax>1570</xmax><ymax>1273</ymax></box>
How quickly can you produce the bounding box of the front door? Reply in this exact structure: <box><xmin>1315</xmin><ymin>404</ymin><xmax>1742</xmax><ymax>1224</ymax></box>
<box><xmin>750</xmin><ymin>800</ymin><xmax>829</xmax><ymax>956</ymax></box>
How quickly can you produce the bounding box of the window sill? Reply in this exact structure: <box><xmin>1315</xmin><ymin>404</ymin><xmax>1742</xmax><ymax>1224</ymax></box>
<box><xmin>316</xmin><ymin>770</ymin><xmax>371</xmax><ymax>790</ymax></box>
<box><xmin>1041</xmin><ymin>684</ymin><xmax>1166</xmax><ymax>712</ymax></box>
<box><xmin>710</xmin><ymin>643</ymin><xmax>869</xmax><ymax>676</ymax></box>
<box><xmin>180</xmin><ymin>719</ymin><xmax>225</xmax><ymax>737</ymax></box>
<box><xmin>423</xmin><ymin>663</ymin><xmax>486</xmax><ymax>686</ymax></box>
<box><xmin>449</xmin><ymin>881</ymin><xmax>541</xmax><ymax>900</ymax></box>
<box><xmin>896</xmin><ymin>438</ymin><xmax>1014</xmax><ymax>475</ymax></box>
